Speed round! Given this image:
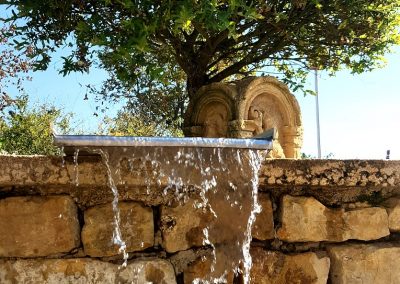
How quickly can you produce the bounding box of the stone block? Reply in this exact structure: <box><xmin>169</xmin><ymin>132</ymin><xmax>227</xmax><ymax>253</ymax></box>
<box><xmin>0</xmin><ymin>258</ymin><xmax>176</xmax><ymax>283</ymax></box>
<box><xmin>82</xmin><ymin>202</ymin><xmax>154</xmax><ymax>257</ymax></box>
<box><xmin>0</xmin><ymin>196</ymin><xmax>80</xmax><ymax>257</ymax></box>
<box><xmin>277</xmin><ymin>195</ymin><xmax>389</xmax><ymax>242</ymax></box>
<box><xmin>342</xmin><ymin>207</ymin><xmax>389</xmax><ymax>240</ymax></box>
<box><xmin>183</xmin><ymin>255</ymin><xmax>234</xmax><ymax>284</ymax></box>
<box><xmin>160</xmin><ymin>200</ymin><xmax>212</xmax><ymax>253</ymax></box>
<box><xmin>250</xmin><ymin>247</ymin><xmax>330</xmax><ymax>284</ymax></box>
<box><xmin>252</xmin><ymin>193</ymin><xmax>274</xmax><ymax>240</ymax></box>
<box><xmin>328</xmin><ymin>244</ymin><xmax>400</xmax><ymax>284</ymax></box>
<box><xmin>384</xmin><ymin>198</ymin><xmax>400</xmax><ymax>232</ymax></box>
<box><xmin>277</xmin><ymin>195</ymin><xmax>330</xmax><ymax>242</ymax></box>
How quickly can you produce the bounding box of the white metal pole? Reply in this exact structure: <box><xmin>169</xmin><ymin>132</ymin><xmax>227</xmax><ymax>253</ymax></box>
<box><xmin>314</xmin><ymin>68</ymin><xmax>322</xmax><ymax>158</ymax></box>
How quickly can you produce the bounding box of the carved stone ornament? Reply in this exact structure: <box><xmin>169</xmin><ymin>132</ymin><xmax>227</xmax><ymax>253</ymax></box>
<box><xmin>184</xmin><ymin>76</ymin><xmax>303</xmax><ymax>158</ymax></box>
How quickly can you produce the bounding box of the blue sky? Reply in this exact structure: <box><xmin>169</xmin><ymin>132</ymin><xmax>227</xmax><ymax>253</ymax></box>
<box><xmin>298</xmin><ymin>50</ymin><xmax>400</xmax><ymax>160</ymax></box>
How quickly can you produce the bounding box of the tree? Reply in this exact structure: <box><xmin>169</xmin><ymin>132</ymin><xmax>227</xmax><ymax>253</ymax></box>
<box><xmin>2</xmin><ymin>0</ymin><xmax>399</xmax><ymax>102</ymax></box>
<box><xmin>90</xmin><ymin>50</ymin><xmax>188</xmax><ymax>132</ymax></box>
<box><xmin>0</xmin><ymin>24</ymin><xmax>32</xmax><ymax>112</ymax></box>
<box><xmin>0</xmin><ymin>95</ymin><xmax>71</xmax><ymax>155</ymax></box>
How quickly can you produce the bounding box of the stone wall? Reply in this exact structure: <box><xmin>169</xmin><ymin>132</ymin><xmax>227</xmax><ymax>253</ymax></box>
<box><xmin>1</xmin><ymin>155</ymin><xmax>400</xmax><ymax>283</ymax></box>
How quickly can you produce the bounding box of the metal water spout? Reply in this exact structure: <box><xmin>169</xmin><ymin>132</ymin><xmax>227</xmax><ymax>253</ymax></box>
<box><xmin>53</xmin><ymin>129</ymin><xmax>275</xmax><ymax>150</ymax></box>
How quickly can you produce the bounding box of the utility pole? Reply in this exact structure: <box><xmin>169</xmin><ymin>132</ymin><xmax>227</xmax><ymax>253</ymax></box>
<box><xmin>312</xmin><ymin>67</ymin><xmax>322</xmax><ymax>159</ymax></box>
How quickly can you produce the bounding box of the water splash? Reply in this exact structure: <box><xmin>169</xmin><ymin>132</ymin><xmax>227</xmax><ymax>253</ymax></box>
<box><xmin>241</xmin><ymin>150</ymin><xmax>264</xmax><ymax>283</ymax></box>
<box><xmin>69</xmin><ymin>145</ymin><xmax>266</xmax><ymax>281</ymax></box>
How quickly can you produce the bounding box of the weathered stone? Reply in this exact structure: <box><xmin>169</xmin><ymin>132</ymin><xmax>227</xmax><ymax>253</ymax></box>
<box><xmin>169</xmin><ymin>248</ymin><xmax>210</xmax><ymax>275</ymax></box>
<box><xmin>252</xmin><ymin>193</ymin><xmax>274</xmax><ymax>240</ymax></box>
<box><xmin>277</xmin><ymin>195</ymin><xmax>329</xmax><ymax>242</ymax></box>
<box><xmin>260</xmin><ymin>159</ymin><xmax>400</xmax><ymax>190</ymax></box>
<box><xmin>384</xmin><ymin>198</ymin><xmax>400</xmax><ymax>232</ymax></box>
<box><xmin>183</xmin><ymin>254</ymin><xmax>234</xmax><ymax>284</ymax></box>
<box><xmin>277</xmin><ymin>195</ymin><xmax>389</xmax><ymax>242</ymax></box>
<box><xmin>160</xmin><ymin>200</ymin><xmax>212</xmax><ymax>253</ymax></box>
<box><xmin>183</xmin><ymin>77</ymin><xmax>303</xmax><ymax>158</ymax></box>
<box><xmin>342</xmin><ymin>207</ymin><xmax>389</xmax><ymax>240</ymax></box>
<box><xmin>250</xmin><ymin>247</ymin><xmax>330</xmax><ymax>284</ymax></box>
<box><xmin>328</xmin><ymin>244</ymin><xmax>400</xmax><ymax>284</ymax></box>
<box><xmin>0</xmin><ymin>196</ymin><xmax>80</xmax><ymax>257</ymax></box>
<box><xmin>0</xmin><ymin>258</ymin><xmax>176</xmax><ymax>283</ymax></box>
<box><xmin>2</xmin><ymin>156</ymin><xmax>400</xmax><ymax>207</ymax></box>
<box><xmin>82</xmin><ymin>202</ymin><xmax>154</xmax><ymax>257</ymax></box>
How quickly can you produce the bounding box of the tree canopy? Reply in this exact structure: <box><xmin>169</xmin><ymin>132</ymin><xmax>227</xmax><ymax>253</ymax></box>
<box><xmin>2</xmin><ymin>0</ymin><xmax>399</xmax><ymax>99</ymax></box>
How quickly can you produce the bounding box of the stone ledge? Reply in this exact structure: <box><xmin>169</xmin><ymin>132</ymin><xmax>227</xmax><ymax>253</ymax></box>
<box><xmin>1</xmin><ymin>156</ymin><xmax>400</xmax><ymax>207</ymax></box>
<box><xmin>2</xmin><ymin>156</ymin><xmax>399</xmax><ymax>188</ymax></box>
<box><xmin>261</xmin><ymin>159</ymin><xmax>400</xmax><ymax>187</ymax></box>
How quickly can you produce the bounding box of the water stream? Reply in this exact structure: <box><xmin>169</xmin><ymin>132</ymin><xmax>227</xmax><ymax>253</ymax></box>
<box><xmin>72</xmin><ymin>146</ymin><xmax>266</xmax><ymax>283</ymax></box>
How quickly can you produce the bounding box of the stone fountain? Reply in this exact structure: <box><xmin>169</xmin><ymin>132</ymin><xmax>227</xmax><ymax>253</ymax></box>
<box><xmin>184</xmin><ymin>76</ymin><xmax>303</xmax><ymax>158</ymax></box>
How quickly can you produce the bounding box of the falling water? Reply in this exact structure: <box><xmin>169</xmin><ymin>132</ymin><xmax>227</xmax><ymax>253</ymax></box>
<box><xmin>97</xmin><ymin>149</ymin><xmax>129</xmax><ymax>267</ymax></box>
<box><xmin>73</xmin><ymin>149</ymin><xmax>80</xmax><ymax>186</ymax></box>
<box><xmin>71</xmin><ymin>145</ymin><xmax>266</xmax><ymax>282</ymax></box>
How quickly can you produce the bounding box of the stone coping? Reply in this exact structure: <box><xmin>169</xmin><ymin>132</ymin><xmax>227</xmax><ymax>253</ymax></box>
<box><xmin>1</xmin><ymin>155</ymin><xmax>400</xmax><ymax>206</ymax></box>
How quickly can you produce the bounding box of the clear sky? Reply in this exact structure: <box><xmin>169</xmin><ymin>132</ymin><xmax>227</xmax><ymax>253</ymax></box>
<box><xmin>4</xmin><ymin>37</ymin><xmax>400</xmax><ymax>160</ymax></box>
<box><xmin>297</xmin><ymin>50</ymin><xmax>400</xmax><ymax>160</ymax></box>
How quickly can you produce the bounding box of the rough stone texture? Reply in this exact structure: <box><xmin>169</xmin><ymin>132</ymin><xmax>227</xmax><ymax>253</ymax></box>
<box><xmin>277</xmin><ymin>195</ymin><xmax>389</xmax><ymax>242</ymax></box>
<box><xmin>0</xmin><ymin>155</ymin><xmax>194</xmax><ymax>207</ymax></box>
<box><xmin>250</xmin><ymin>247</ymin><xmax>330</xmax><ymax>284</ymax></box>
<box><xmin>342</xmin><ymin>207</ymin><xmax>389</xmax><ymax>240</ymax></box>
<box><xmin>82</xmin><ymin>202</ymin><xmax>154</xmax><ymax>257</ymax></box>
<box><xmin>160</xmin><ymin>200</ymin><xmax>212</xmax><ymax>253</ymax></box>
<box><xmin>1</xmin><ymin>156</ymin><xmax>400</xmax><ymax>207</ymax></box>
<box><xmin>183</xmin><ymin>76</ymin><xmax>303</xmax><ymax>158</ymax></box>
<box><xmin>183</xmin><ymin>255</ymin><xmax>234</xmax><ymax>284</ymax></box>
<box><xmin>328</xmin><ymin>244</ymin><xmax>400</xmax><ymax>284</ymax></box>
<box><xmin>260</xmin><ymin>160</ymin><xmax>400</xmax><ymax>205</ymax></box>
<box><xmin>277</xmin><ymin>195</ymin><xmax>329</xmax><ymax>242</ymax></box>
<box><xmin>0</xmin><ymin>196</ymin><xmax>80</xmax><ymax>257</ymax></box>
<box><xmin>252</xmin><ymin>193</ymin><xmax>274</xmax><ymax>240</ymax></box>
<box><xmin>384</xmin><ymin>198</ymin><xmax>400</xmax><ymax>232</ymax></box>
<box><xmin>0</xmin><ymin>258</ymin><xmax>176</xmax><ymax>283</ymax></box>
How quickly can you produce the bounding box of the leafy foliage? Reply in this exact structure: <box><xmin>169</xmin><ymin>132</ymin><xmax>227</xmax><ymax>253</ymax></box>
<box><xmin>0</xmin><ymin>95</ymin><xmax>71</xmax><ymax>155</ymax></box>
<box><xmin>0</xmin><ymin>24</ymin><xmax>32</xmax><ymax>112</ymax></box>
<box><xmin>3</xmin><ymin>0</ymin><xmax>399</xmax><ymax>98</ymax></box>
<box><xmin>90</xmin><ymin>49</ymin><xmax>188</xmax><ymax>131</ymax></box>
<box><xmin>100</xmin><ymin>108</ymin><xmax>183</xmax><ymax>137</ymax></box>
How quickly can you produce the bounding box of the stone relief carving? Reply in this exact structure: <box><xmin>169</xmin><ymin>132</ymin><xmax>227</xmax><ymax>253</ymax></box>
<box><xmin>200</xmin><ymin>103</ymin><xmax>229</xmax><ymax>138</ymax></box>
<box><xmin>183</xmin><ymin>84</ymin><xmax>236</xmax><ymax>138</ymax></box>
<box><xmin>184</xmin><ymin>76</ymin><xmax>303</xmax><ymax>158</ymax></box>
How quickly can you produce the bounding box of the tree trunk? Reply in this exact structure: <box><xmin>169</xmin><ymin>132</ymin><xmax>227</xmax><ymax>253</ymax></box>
<box><xmin>182</xmin><ymin>72</ymin><xmax>209</xmax><ymax>132</ymax></box>
<box><xmin>186</xmin><ymin>73</ymin><xmax>208</xmax><ymax>99</ymax></box>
